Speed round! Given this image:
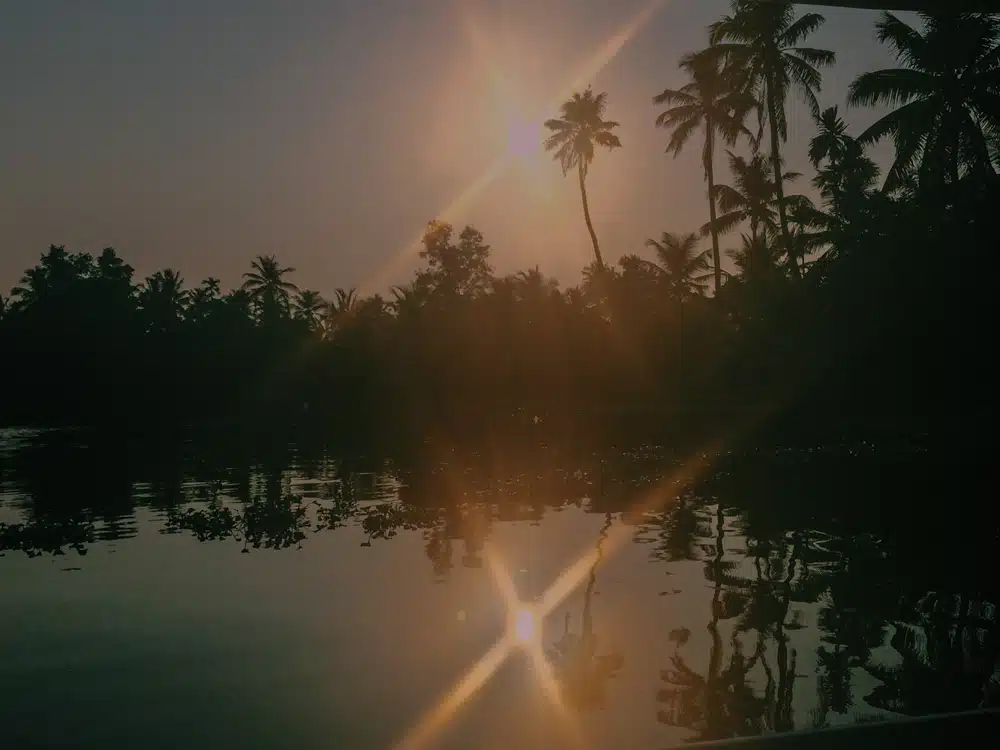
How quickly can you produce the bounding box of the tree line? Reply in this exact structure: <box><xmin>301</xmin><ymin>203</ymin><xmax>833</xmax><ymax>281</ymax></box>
<box><xmin>1</xmin><ymin>4</ymin><xmax>996</xmax><ymax>450</ymax></box>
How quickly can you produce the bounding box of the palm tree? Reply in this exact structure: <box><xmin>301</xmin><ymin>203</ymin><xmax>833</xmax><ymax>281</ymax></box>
<box><xmin>848</xmin><ymin>12</ymin><xmax>1000</xmax><ymax>192</ymax></box>
<box><xmin>390</xmin><ymin>282</ymin><xmax>424</xmax><ymax>321</ymax></box>
<box><xmin>644</xmin><ymin>232</ymin><xmax>713</xmax><ymax>301</ymax></box>
<box><xmin>544</xmin><ymin>88</ymin><xmax>622</xmax><ymax>273</ymax></box>
<box><xmin>801</xmin><ymin>107</ymin><xmax>881</xmax><ymax>259</ymax></box>
<box><xmin>654</xmin><ymin>47</ymin><xmax>757</xmax><ymax>294</ymax></box>
<box><xmin>710</xmin><ymin>1</ymin><xmax>835</xmax><ymax>279</ymax></box>
<box><xmin>726</xmin><ymin>233</ymin><xmax>779</xmax><ymax>280</ymax></box>
<box><xmin>707</xmin><ymin>151</ymin><xmax>789</xmax><ymax>245</ymax></box>
<box><xmin>139</xmin><ymin>269</ymin><xmax>188</xmax><ymax>333</ymax></box>
<box><xmin>323</xmin><ymin>287</ymin><xmax>358</xmax><ymax>337</ymax></box>
<box><xmin>292</xmin><ymin>290</ymin><xmax>326</xmax><ymax>330</ymax></box>
<box><xmin>241</xmin><ymin>255</ymin><xmax>298</xmax><ymax>319</ymax></box>
<box><xmin>186</xmin><ymin>278</ymin><xmax>222</xmax><ymax>324</ymax></box>
<box><xmin>514</xmin><ymin>267</ymin><xmax>560</xmax><ymax>303</ymax></box>
<box><xmin>10</xmin><ymin>266</ymin><xmax>48</xmax><ymax>311</ymax></box>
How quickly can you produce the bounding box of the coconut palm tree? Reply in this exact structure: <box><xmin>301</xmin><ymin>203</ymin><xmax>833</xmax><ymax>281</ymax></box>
<box><xmin>139</xmin><ymin>269</ymin><xmax>188</xmax><ymax>333</ymax></box>
<box><xmin>848</xmin><ymin>12</ymin><xmax>1000</xmax><ymax>191</ymax></box>
<box><xmin>241</xmin><ymin>255</ymin><xmax>298</xmax><ymax>320</ymax></box>
<box><xmin>799</xmin><ymin>107</ymin><xmax>881</xmax><ymax>260</ymax></box>
<box><xmin>811</xmin><ymin>111</ymin><xmax>879</xmax><ymax>207</ymax></box>
<box><xmin>322</xmin><ymin>287</ymin><xmax>358</xmax><ymax>337</ymax></box>
<box><xmin>710</xmin><ymin>1</ymin><xmax>835</xmax><ymax>280</ymax></box>
<box><xmin>10</xmin><ymin>266</ymin><xmax>48</xmax><ymax>311</ymax></box>
<box><xmin>389</xmin><ymin>282</ymin><xmax>424</xmax><ymax>321</ymax></box>
<box><xmin>726</xmin><ymin>233</ymin><xmax>780</xmax><ymax>280</ymax></box>
<box><xmin>544</xmin><ymin>88</ymin><xmax>622</xmax><ymax>273</ymax></box>
<box><xmin>706</xmin><ymin>152</ymin><xmax>791</xmax><ymax>245</ymax></box>
<box><xmin>292</xmin><ymin>290</ymin><xmax>326</xmax><ymax>330</ymax></box>
<box><xmin>654</xmin><ymin>47</ymin><xmax>757</xmax><ymax>294</ymax></box>
<box><xmin>644</xmin><ymin>232</ymin><xmax>713</xmax><ymax>301</ymax></box>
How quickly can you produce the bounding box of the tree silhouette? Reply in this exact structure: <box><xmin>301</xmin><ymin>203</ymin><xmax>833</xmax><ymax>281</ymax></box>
<box><xmin>707</xmin><ymin>151</ymin><xmax>786</xmax><ymax>245</ymax></box>
<box><xmin>654</xmin><ymin>47</ymin><xmax>756</xmax><ymax>294</ymax></box>
<box><xmin>292</xmin><ymin>290</ymin><xmax>326</xmax><ymax>330</ymax></box>
<box><xmin>546</xmin><ymin>513</ymin><xmax>624</xmax><ymax>710</ymax></box>
<box><xmin>710</xmin><ymin>1</ymin><xmax>835</xmax><ymax>279</ymax></box>
<box><xmin>644</xmin><ymin>232</ymin><xmax>713</xmax><ymax>301</ymax></box>
<box><xmin>242</xmin><ymin>254</ymin><xmax>298</xmax><ymax>321</ymax></box>
<box><xmin>139</xmin><ymin>269</ymin><xmax>188</xmax><ymax>333</ymax></box>
<box><xmin>544</xmin><ymin>88</ymin><xmax>622</xmax><ymax>273</ymax></box>
<box><xmin>848</xmin><ymin>12</ymin><xmax>1000</xmax><ymax>191</ymax></box>
<box><xmin>416</xmin><ymin>221</ymin><xmax>493</xmax><ymax>300</ymax></box>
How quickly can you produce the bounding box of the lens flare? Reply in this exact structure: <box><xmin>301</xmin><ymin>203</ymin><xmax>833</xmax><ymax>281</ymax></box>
<box><xmin>359</xmin><ymin>0</ymin><xmax>668</xmax><ymax>295</ymax></box>
<box><xmin>514</xmin><ymin>608</ymin><xmax>536</xmax><ymax>643</ymax></box>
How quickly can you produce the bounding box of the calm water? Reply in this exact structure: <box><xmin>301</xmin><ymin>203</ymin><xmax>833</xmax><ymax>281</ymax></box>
<box><xmin>1</xmin><ymin>428</ymin><xmax>997</xmax><ymax>749</ymax></box>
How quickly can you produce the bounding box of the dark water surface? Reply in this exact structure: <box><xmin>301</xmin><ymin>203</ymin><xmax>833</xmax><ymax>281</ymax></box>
<box><xmin>1</xmin><ymin>428</ymin><xmax>997</xmax><ymax>749</ymax></box>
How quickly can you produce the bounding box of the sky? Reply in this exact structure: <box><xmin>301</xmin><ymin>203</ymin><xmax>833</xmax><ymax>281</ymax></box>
<box><xmin>1</xmin><ymin>0</ymin><xmax>911</xmax><ymax>296</ymax></box>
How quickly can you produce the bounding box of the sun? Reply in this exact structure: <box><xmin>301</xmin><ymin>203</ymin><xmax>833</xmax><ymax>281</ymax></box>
<box><xmin>506</xmin><ymin>118</ymin><xmax>543</xmax><ymax>159</ymax></box>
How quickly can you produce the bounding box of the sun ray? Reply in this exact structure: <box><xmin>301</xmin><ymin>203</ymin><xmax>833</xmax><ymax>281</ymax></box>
<box><xmin>392</xmin><ymin>635</ymin><xmax>515</xmax><ymax>750</ymax></box>
<box><xmin>359</xmin><ymin>0</ymin><xmax>669</xmax><ymax>296</ymax></box>
<box><xmin>526</xmin><ymin>640</ymin><xmax>589</xmax><ymax>750</ymax></box>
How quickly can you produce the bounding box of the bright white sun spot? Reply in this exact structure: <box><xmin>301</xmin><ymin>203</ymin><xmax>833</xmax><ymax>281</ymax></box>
<box><xmin>506</xmin><ymin>119</ymin><xmax>542</xmax><ymax>159</ymax></box>
<box><xmin>514</xmin><ymin>608</ymin><xmax>536</xmax><ymax>643</ymax></box>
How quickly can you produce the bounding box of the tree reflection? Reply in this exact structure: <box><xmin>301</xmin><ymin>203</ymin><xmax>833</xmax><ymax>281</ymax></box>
<box><xmin>546</xmin><ymin>513</ymin><xmax>625</xmax><ymax>710</ymax></box>
<box><xmin>657</xmin><ymin>504</ymin><xmax>769</xmax><ymax>740</ymax></box>
<box><xmin>0</xmin><ymin>515</ymin><xmax>94</xmax><ymax>557</ymax></box>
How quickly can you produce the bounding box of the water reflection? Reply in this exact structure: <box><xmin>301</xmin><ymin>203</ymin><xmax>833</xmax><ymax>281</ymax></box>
<box><xmin>1</xmin><ymin>428</ymin><xmax>998</xmax><ymax>748</ymax></box>
<box><xmin>546</xmin><ymin>513</ymin><xmax>625</xmax><ymax>710</ymax></box>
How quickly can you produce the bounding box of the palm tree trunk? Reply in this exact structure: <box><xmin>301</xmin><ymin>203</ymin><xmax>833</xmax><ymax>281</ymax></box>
<box><xmin>578</xmin><ymin>162</ymin><xmax>605</xmax><ymax>271</ymax></box>
<box><xmin>766</xmin><ymin>83</ymin><xmax>800</xmax><ymax>281</ymax></box>
<box><xmin>705</xmin><ymin>124</ymin><xmax>722</xmax><ymax>295</ymax></box>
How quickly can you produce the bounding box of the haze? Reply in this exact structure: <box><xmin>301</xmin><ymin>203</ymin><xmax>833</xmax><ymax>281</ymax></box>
<box><xmin>1</xmin><ymin>0</ymin><xmax>905</xmax><ymax>292</ymax></box>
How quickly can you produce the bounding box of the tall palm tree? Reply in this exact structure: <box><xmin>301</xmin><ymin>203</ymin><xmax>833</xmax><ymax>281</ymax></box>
<box><xmin>654</xmin><ymin>48</ymin><xmax>757</xmax><ymax>294</ymax></box>
<box><xmin>242</xmin><ymin>255</ymin><xmax>298</xmax><ymax>319</ymax></box>
<box><xmin>710</xmin><ymin>1</ymin><xmax>835</xmax><ymax>279</ymax></box>
<box><xmin>707</xmin><ymin>151</ymin><xmax>801</xmax><ymax>245</ymax></box>
<box><xmin>544</xmin><ymin>88</ymin><xmax>622</xmax><ymax>273</ymax></box>
<box><xmin>803</xmin><ymin>107</ymin><xmax>880</xmax><ymax>257</ymax></box>
<box><xmin>292</xmin><ymin>290</ymin><xmax>326</xmax><ymax>330</ymax></box>
<box><xmin>848</xmin><ymin>12</ymin><xmax>1000</xmax><ymax>191</ymax></box>
<box><xmin>644</xmin><ymin>232</ymin><xmax>713</xmax><ymax>301</ymax></box>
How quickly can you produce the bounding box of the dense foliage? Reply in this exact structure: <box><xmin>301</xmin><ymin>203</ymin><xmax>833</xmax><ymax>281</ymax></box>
<box><xmin>1</xmin><ymin>5</ymin><xmax>996</xmax><ymax>452</ymax></box>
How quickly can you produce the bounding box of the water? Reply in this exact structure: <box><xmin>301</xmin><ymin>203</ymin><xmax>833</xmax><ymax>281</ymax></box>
<box><xmin>1</xmin><ymin>428</ymin><xmax>997</xmax><ymax>749</ymax></box>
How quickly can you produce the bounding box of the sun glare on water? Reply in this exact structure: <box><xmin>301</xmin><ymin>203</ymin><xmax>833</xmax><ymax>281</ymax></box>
<box><xmin>514</xmin><ymin>608</ymin><xmax>537</xmax><ymax>643</ymax></box>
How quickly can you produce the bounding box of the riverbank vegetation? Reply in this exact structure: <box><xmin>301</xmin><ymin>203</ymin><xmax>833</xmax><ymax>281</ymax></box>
<box><xmin>1</xmin><ymin>5</ymin><xmax>996</xmax><ymax>454</ymax></box>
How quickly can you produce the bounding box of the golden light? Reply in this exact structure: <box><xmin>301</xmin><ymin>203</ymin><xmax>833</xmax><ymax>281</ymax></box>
<box><xmin>514</xmin><ymin>607</ymin><xmax>537</xmax><ymax>643</ymax></box>
<box><xmin>506</xmin><ymin>118</ymin><xmax>543</xmax><ymax>160</ymax></box>
<box><xmin>389</xmin><ymin>428</ymin><xmax>746</xmax><ymax>750</ymax></box>
<box><xmin>359</xmin><ymin>0</ymin><xmax>669</xmax><ymax>295</ymax></box>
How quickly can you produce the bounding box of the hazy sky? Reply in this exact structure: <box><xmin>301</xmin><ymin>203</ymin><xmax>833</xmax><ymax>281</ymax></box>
<box><xmin>1</xmin><ymin>0</ymin><xmax>908</xmax><ymax>295</ymax></box>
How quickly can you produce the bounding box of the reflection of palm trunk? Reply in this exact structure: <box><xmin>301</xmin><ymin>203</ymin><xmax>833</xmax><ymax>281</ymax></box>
<box><xmin>582</xmin><ymin>513</ymin><xmax>613</xmax><ymax>649</ymax></box>
<box><xmin>706</xmin><ymin>505</ymin><xmax>725</xmax><ymax>732</ymax></box>
<box><xmin>677</xmin><ymin>299</ymin><xmax>685</xmax><ymax>396</ymax></box>
<box><xmin>774</xmin><ymin>537</ymin><xmax>801</xmax><ymax>732</ymax></box>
